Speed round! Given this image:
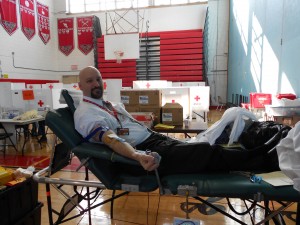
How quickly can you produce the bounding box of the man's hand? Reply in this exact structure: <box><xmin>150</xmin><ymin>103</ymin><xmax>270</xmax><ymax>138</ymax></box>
<box><xmin>99</xmin><ymin>129</ymin><xmax>160</xmax><ymax>171</ymax></box>
<box><xmin>136</xmin><ymin>152</ymin><xmax>160</xmax><ymax>171</ymax></box>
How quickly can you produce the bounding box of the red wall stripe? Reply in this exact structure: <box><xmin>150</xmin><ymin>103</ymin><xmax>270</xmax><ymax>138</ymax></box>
<box><xmin>0</xmin><ymin>79</ymin><xmax>59</xmax><ymax>84</ymax></box>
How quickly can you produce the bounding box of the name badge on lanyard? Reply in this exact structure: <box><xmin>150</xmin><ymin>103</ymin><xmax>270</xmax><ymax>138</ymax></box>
<box><xmin>83</xmin><ymin>98</ymin><xmax>131</xmax><ymax>135</ymax></box>
<box><xmin>117</xmin><ymin>128</ymin><xmax>130</xmax><ymax>135</ymax></box>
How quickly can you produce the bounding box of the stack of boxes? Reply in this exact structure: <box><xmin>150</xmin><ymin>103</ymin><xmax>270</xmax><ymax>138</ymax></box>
<box><xmin>120</xmin><ymin>89</ymin><xmax>184</xmax><ymax>126</ymax></box>
<box><xmin>120</xmin><ymin>89</ymin><xmax>162</xmax><ymax>125</ymax></box>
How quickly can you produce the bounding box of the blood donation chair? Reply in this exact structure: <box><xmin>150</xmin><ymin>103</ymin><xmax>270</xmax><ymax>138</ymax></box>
<box><xmin>34</xmin><ymin>90</ymin><xmax>300</xmax><ymax>225</ymax></box>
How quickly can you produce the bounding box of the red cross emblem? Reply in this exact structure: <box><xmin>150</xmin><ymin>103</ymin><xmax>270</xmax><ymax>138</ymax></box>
<box><xmin>48</xmin><ymin>84</ymin><xmax>53</xmax><ymax>89</ymax></box>
<box><xmin>194</xmin><ymin>95</ymin><xmax>201</xmax><ymax>101</ymax></box>
<box><xmin>104</xmin><ymin>82</ymin><xmax>107</xmax><ymax>90</ymax></box>
<box><xmin>73</xmin><ymin>84</ymin><xmax>77</xmax><ymax>89</ymax></box>
<box><xmin>29</xmin><ymin>85</ymin><xmax>33</xmax><ymax>89</ymax></box>
<box><xmin>146</xmin><ymin>83</ymin><xmax>150</xmax><ymax>88</ymax></box>
<box><xmin>38</xmin><ymin>100</ymin><xmax>44</xmax><ymax>107</ymax></box>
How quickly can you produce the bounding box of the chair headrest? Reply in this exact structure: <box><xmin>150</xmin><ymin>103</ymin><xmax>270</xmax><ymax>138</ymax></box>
<box><xmin>61</xmin><ymin>89</ymin><xmax>77</xmax><ymax>115</ymax></box>
<box><xmin>46</xmin><ymin>107</ymin><xmax>83</xmax><ymax>149</ymax></box>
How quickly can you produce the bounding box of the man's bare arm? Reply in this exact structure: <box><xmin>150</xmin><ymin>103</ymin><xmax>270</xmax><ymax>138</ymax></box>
<box><xmin>92</xmin><ymin>127</ymin><xmax>158</xmax><ymax>171</ymax></box>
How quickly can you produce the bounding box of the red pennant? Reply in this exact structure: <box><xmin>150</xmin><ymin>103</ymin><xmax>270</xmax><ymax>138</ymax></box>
<box><xmin>19</xmin><ymin>0</ymin><xmax>36</xmax><ymax>40</ymax></box>
<box><xmin>77</xmin><ymin>16</ymin><xmax>94</xmax><ymax>55</ymax></box>
<box><xmin>0</xmin><ymin>0</ymin><xmax>18</xmax><ymax>35</ymax></box>
<box><xmin>36</xmin><ymin>1</ymin><xmax>50</xmax><ymax>44</ymax></box>
<box><xmin>57</xmin><ymin>18</ymin><xmax>74</xmax><ymax>56</ymax></box>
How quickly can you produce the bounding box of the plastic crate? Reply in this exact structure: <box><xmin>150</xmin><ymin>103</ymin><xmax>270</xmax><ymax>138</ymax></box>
<box><xmin>14</xmin><ymin>202</ymin><xmax>43</xmax><ymax>225</ymax></box>
<box><xmin>0</xmin><ymin>177</ymin><xmax>38</xmax><ymax>225</ymax></box>
<box><xmin>265</xmin><ymin>105</ymin><xmax>300</xmax><ymax>116</ymax></box>
<box><xmin>250</xmin><ymin>93</ymin><xmax>272</xmax><ymax>108</ymax></box>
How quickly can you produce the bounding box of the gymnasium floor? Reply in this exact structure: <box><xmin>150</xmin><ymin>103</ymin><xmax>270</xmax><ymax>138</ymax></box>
<box><xmin>0</xmin><ymin>109</ymin><xmax>298</xmax><ymax>225</ymax></box>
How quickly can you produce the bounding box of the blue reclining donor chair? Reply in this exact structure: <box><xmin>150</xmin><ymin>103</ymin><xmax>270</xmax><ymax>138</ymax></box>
<box><xmin>34</xmin><ymin>89</ymin><xmax>300</xmax><ymax>225</ymax></box>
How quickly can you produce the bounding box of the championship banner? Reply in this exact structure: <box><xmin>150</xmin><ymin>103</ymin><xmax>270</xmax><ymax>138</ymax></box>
<box><xmin>57</xmin><ymin>18</ymin><xmax>74</xmax><ymax>56</ymax></box>
<box><xmin>19</xmin><ymin>0</ymin><xmax>36</xmax><ymax>40</ymax></box>
<box><xmin>0</xmin><ymin>0</ymin><xmax>18</xmax><ymax>35</ymax></box>
<box><xmin>36</xmin><ymin>1</ymin><xmax>50</xmax><ymax>44</ymax></box>
<box><xmin>77</xmin><ymin>16</ymin><xmax>94</xmax><ymax>55</ymax></box>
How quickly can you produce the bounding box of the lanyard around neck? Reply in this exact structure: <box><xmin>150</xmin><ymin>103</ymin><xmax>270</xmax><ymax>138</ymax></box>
<box><xmin>83</xmin><ymin>98</ymin><xmax>122</xmax><ymax>127</ymax></box>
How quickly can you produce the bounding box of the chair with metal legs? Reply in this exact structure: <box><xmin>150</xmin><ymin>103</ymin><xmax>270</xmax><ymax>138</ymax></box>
<box><xmin>216</xmin><ymin>96</ymin><xmax>227</xmax><ymax>111</ymax></box>
<box><xmin>0</xmin><ymin>122</ymin><xmax>18</xmax><ymax>157</ymax></box>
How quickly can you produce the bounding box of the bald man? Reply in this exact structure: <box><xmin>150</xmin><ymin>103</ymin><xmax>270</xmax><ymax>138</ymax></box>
<box><xmin>75</xmin><ymin>66</ymin><xmax>159</xmax><ymax>172</ymax></box>
<box><xmin>74</xmin><ymin>66</ymin><xmax>280</xmax><ymax>176</ymax></box>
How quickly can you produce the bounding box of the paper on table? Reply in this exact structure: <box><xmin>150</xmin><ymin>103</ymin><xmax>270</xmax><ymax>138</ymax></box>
<box><xmin>154</xmin><ymin>123</ymin><xmax>175</xmax><ymax>129</ymax></box>
<box><xmin>257</xmin><ymin>171</ymin><xmax>294</xmax><ymax>186</ymax></box>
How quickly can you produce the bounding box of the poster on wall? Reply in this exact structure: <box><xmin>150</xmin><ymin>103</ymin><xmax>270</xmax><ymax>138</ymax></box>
<box><xmin>0</xmin><ymin>0</ymin><xmax>18</xmax><ymax>35</ymax></box>
<box><xmin>36</xmin><ymin>1</ymin><xmax>50</xmax><ymax>44</ymax></box>
<box><xmin>77</xmin><ymin>16</ymin><xmax>94</xmax><ymax>55</ymax></box>
<box><xmin>19</xmin><ymin>0</ymin><xmax>36</xmax><ymax>40</ymax></box>
<box><xmin>57</xmin><ymin>18</ymin><xmax>74</xmax><ymax>56</ymax></box>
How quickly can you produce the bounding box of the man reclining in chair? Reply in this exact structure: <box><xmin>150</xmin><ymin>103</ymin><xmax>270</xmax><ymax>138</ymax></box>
<box><xmin>74</xmin><ymin>66</ymin><xmax>280</xmax><ymax>176</ymax></box>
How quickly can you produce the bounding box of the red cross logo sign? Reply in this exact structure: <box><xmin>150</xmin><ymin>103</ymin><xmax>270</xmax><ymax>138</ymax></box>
<box><xmin>48</xmin><ymin>84</ymin><xmax>53</xmax><ymax>89</ymax></box>
<box><xmin>194</xmin><ymin>96</ymin><xmax>201</xmax><ymax>101</ymax></box>
<box><xmin>38</xmin><ymin>100</ymin><xmax>44</xmax><ymax>107</ymax></box>
<box><xmin>146</xmin><ymin>83</ymin><xmax>150</xmax><ymax>88</ymax></box>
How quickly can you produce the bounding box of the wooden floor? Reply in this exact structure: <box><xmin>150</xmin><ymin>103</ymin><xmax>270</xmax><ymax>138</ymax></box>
<box><xmin>1</xmin><ymin>109</ymin><xmax>298</xmax><ymax>225</ymax></box>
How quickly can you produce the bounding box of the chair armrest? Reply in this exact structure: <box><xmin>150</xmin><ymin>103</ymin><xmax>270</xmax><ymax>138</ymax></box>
<box><xmin>72</xmin><ymin>142</ymin><xmax>140</xmax><ymax>166</ymax></box>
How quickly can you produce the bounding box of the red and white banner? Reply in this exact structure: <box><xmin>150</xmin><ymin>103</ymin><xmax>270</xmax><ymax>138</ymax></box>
<box><xmin>57</xmin><ymin>18</ymin><xmax>74</xmax><ymax>56</ymax></box>
<box><xmin>19</xmin><ymin>0</ymin><xmax>36</xmax><ymax>40</ymax></box>
<box><xmin>36</xmin><ymin>1</ymin><xmax>50</xmax><ymax>44</ymax></box>
<box><xmin>77</xmin><ymin>16</ymin><xmax>94</xmax><ymax>55</ymax></box>
<box><xmin>0</xmin><ymin>0</ymin><xmax>18</xmax><ymax>35</ymax></box>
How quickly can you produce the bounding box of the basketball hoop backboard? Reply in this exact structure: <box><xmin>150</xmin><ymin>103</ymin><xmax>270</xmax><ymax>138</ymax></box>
<box><xmin>104</xmin><ymin>33</ymin><xmax>140</xmax><ymax>61</ymax></box>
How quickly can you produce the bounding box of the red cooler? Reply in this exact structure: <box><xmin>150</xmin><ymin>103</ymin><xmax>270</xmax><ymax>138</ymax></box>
<box><xmin>276</xmin><ymin>93</ymin><xmax>297</xmax><ymax>100</ymax></box>
<box><xmin>250</xmin><ymin>93</ymin><xmax>272</xmax><ymax>108</ymax></box>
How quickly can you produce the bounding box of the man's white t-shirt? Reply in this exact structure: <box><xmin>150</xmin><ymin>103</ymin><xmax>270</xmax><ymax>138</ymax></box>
<box><xmin>74</xmin><ymin>96</ymin><xmax>151</xmax><ymax>147</ymax></box>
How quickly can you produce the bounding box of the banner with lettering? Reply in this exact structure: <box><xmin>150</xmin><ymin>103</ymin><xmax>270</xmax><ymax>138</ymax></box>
<box><xmin>77</xmin><ymin>16</ymin><xmax>94</xmax><ymax>55</ymax></box>
<box><xmin>19</xmin><ymin>0</ymin><xmax>36</xmax><ymax>40</ymax></box>
<box><xmin>57</xmin><ymin>18</ymin><xmax>74</xmax><ymax>56</ymax></box>
<box><xmin>36</xmin><ymin>1</ymin><xmax>50</xmax><ymax>44</ymax></box>
<box><xmin>0</xmin><ymin>0</ymin><xmax>18</xmax><ymax>35</ymax></box>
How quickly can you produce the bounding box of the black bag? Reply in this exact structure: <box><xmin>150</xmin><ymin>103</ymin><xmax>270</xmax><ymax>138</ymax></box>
<box><xmin>238</xmin><ymin>121</ymin><xmax>291</xmax><ymax>150</ymax></box>
<box><xmin>211</xmin><ymin>121</ymin><xmax>291</xmax><ymax>172</ymax></box>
